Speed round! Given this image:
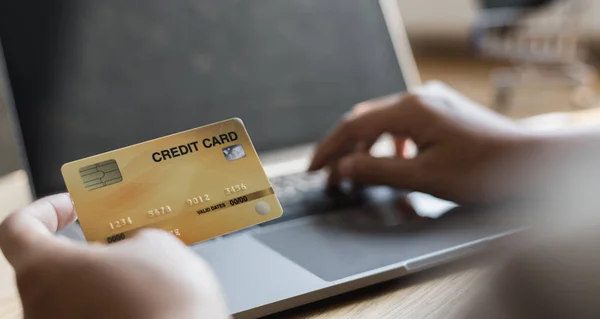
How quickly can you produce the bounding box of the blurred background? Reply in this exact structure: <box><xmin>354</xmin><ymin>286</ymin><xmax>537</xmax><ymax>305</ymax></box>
<box><xmin>0</xmin><ymin>0</ymin><xmax>598</xmax><ymax>178</ymax></box>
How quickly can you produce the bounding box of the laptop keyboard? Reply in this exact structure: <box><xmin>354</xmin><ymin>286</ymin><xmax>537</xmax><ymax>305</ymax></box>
<box><xmin>261</xmin><ymin>171</ymin><xmax>369</xmax><ymax>227</ymax></box>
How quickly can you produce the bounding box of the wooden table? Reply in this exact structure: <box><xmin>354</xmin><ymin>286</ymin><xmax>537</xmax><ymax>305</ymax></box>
<box><xmin>0</xmin><ymin>109</ymin><xmax>599</xmax><ymax>319</ymax></box>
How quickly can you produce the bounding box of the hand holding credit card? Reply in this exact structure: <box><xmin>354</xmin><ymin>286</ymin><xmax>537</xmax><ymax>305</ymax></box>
<box><xmin>61</xmin><ymin>118</ymin><xmax>282</xmax><ymax>245</ymax></box>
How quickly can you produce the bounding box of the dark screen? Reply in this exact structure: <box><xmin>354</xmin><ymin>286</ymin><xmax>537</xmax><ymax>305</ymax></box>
<box><xmin>0</xmin><ymin>0</ymin><xmax>407</xmax><ymax>197</ymax></box>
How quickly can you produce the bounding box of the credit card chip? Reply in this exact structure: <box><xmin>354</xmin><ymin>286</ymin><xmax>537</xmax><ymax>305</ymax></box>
<box><xmin>79</xmin><ymin>159</ymin><xmax>123</xmax><ymax>190</ymax></box>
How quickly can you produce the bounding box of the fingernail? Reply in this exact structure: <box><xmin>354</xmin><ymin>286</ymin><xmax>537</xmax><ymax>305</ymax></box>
<box><xmin>338</xmin><ymin>157</ymin><xmax>354</xmax><ymax>177</ymax></box>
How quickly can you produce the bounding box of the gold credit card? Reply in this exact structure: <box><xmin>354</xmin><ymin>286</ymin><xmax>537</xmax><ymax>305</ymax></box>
<box><xmin>61</xmin><ymin>118</ymin><xmax>282</xmax><ymax>245</ymax></box>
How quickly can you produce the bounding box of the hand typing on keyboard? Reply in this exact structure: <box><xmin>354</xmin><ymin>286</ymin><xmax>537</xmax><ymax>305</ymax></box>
<box><xmin>307</xmin><ymin>81</ymin><xmax>542</xmax><ymax>205</ymax></box>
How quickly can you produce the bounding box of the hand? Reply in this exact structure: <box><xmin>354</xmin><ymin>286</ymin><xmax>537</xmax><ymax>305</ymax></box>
<box><xmin>0</xmin><ymin>194</ymin><xmax>229</xmax><ymax>319</ymax></box>
<box><xmin>309</xmin><ymin>81</ymin><xmax>538</xmax><ymax>204</ymax></box>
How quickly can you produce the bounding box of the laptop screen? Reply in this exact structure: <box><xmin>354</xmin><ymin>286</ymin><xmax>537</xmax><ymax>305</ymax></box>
<box><xmin>0</xmin><ymin>0</ymin><xmax>408</xmax><ymax>197</ymax></box>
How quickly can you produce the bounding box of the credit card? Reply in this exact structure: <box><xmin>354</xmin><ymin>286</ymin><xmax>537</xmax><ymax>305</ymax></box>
<box><xmin>61</xmin><ymin>118</ymin><xmax>282</xmax><ymax>245</ymax></box>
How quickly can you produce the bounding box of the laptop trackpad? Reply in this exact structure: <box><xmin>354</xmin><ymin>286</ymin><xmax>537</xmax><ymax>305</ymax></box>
<box><xmin>254</xmin><ymin>203</ymin><xmax>518</xmax><ymax>282</ymax></box>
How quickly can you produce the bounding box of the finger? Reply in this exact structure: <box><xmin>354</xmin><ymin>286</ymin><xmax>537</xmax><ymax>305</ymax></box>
<box><xmin>308</xmin><ymin>93</ymin><xmax>423</xmax><ymax>171</ymax></box>
<box><xmin>0</xmin><ymin>193</ymin><xmax>77</xmax><ymax>268</ymax></box>
<box><xmin>356</xmin><ymin>137</ymin><xmax>379</xmax><ymax>154</ymax></box>
<box><xmin>337</xmin><ymin>153</ymin><xmax>424</xmax><ymax>191</ymax></box>
<box><xmin>318</xmin><ymin>93</ymin><xmax>401</xmax><ymax>175</ymax></box>
<box><xmin>327</xmin><ymin>163</ymin><xmax>341</xmax><ymax>187</ymax></box>
<box><xmin>324</xmin><ymin>137</ymin><xmax>378</xmax><ymax>188</ymax></box>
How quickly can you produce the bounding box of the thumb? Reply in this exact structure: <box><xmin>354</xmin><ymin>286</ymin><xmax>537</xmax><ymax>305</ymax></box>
<box><xmin>0</xmin><ymin>193</ymin><xmax>77</xmax><ymax>271</ymax></box>
<box><xmin>338</xmin><ymin>153</ymin><xmax>423</xmax><ymax>190</ymax></box>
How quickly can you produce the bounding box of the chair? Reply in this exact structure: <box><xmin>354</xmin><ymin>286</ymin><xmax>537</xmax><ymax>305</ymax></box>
<box><xmin>472</xmin><ymin>0</ymin><xmax>597</xmax><ymax>113</ymax></box>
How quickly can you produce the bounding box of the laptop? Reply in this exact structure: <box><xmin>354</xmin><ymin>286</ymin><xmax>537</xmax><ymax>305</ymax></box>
<box><xmin>0</xmin><ymin>0</ymin><xmax>524</xmax><ymax>317</ymax></box>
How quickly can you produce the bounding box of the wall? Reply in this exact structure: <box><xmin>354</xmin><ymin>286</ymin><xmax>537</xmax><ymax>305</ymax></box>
<box><xmin>398</xmin><ymin>0</ymin><xmax>600</xmax><ymax>49</ymax></box>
